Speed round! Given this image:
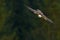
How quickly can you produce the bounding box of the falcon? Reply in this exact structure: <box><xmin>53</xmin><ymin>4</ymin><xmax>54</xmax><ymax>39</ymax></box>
<box><xmin>25</xmin><ymin>5</ymin><xmax>53</xmax><ymax>23</ymax></box>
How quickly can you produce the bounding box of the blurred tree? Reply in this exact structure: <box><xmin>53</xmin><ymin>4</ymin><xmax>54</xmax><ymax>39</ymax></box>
<box><xmin>0</xmin><ymin>0</ymin><xmax>60</xmax><ymax>40</ymax></box>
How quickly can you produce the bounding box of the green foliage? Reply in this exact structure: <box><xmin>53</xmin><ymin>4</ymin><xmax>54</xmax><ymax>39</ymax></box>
<box><xmin>0</xmin><ymin>0</ymin><xmax>60</xmax><ymax>40</ymax></box>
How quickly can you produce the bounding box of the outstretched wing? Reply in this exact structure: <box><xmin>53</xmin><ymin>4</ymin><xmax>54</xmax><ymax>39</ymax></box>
<box><xmin>45</xmin><ymin>17</ymin><xmax>54</xmax><ymax>23</ymax></box>
<box><xmin>37</xmin><ymin>9</ymin><xmax>53</xmax><ymax>23</ymax></box>
<box><xmin>25</xmin><ymin>5</ymin><xmax>37</xmax><ymax>14</ymax></box>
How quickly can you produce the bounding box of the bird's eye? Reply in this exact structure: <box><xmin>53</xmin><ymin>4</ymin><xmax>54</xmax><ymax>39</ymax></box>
<box><xmin>38</xmin><ymin>15</ymin><xmax>42</xmax><ymax>18</ymax></box>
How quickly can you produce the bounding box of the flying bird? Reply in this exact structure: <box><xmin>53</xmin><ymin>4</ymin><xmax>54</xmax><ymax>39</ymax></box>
<box><xmin>25</xmin><ymin>5</ymin><xmax>53</xmax><ymax>23</ymax></box>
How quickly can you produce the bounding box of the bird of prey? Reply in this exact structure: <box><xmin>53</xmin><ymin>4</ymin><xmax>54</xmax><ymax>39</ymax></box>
<box><xmin>25</xmin><ymin>5</ymin><xmax>53</xmax><ymax>23</ymax></box>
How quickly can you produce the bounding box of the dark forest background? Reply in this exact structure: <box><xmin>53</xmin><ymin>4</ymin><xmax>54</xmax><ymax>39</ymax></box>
<box><xmin>0</xmin><ymin>0</ymin><xmax>60</xmax><ymax>40</ymax></box>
